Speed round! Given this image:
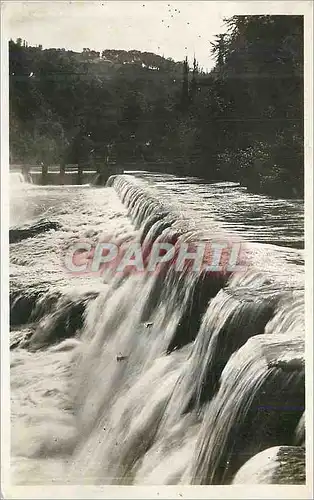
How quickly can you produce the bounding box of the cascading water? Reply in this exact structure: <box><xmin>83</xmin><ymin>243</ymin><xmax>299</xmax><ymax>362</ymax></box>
<box><xmin>10</xmin><ymin>172</ymin><xmax>26</xmax><ymax>185</ymax></box>
<box><xmin>9</xmin><ymin>172</ymin><xmax>305</xmax><ymax>485</ymax></box>
<box><xmin>186</xmin><ymin>334</ymin><xmax>304</xmax><ymax>484</ymax></box>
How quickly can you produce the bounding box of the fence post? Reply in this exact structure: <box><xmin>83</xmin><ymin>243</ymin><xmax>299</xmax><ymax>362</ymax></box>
<box><xmin>77</xmin><ymin>162</ymin><xmax>83</xmax><ymax>185</ymax></box>
<box><xmin>96</xmin><ymin>160</ymin><xmax>101</xmax><ymax>175</ymax></box>
<box><xmin>60</xmin><ymin>161</ymin><xmax>65</xmax><ymax>185</ymax></box>
<box><xmin>21</xmin><ymin>164</ymin><xmax>29</xmax><ymax>181</ymax></box>
<box><xmin>41</xmin><ymin>163</ymin><xmax>48</xmax><ymax>185</ymax></box>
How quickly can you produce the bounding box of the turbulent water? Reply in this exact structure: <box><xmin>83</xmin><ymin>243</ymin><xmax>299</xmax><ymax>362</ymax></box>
<box><xmin>9</xmin><ymin>171</ymin><xmax>305</xmax><ymax>485</ymax></box>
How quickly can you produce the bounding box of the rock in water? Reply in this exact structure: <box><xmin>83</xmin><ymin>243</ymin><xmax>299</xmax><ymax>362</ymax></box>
<box><xmin>9</xmin><ymin>219</ymin><xmax>61</xmax><ymax>244</ymax></box>
<box><xmin>232</xmin><ymin>446</ymin><xmax>305</xmax><ymax>484</ymax></box>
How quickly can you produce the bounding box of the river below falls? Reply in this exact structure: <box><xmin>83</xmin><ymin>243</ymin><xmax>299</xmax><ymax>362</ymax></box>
<box><xmin>9</xmin><ymin>172</ymin><xmax>305</xmax><ymax>485</ymax></box>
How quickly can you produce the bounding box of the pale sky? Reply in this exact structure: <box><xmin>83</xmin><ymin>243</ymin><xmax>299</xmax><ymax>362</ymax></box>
<box><xmin>5</xmin><ymin>1</ymin><xmax>229</xmax><ymax>70</ymax></box>
<box><xmin>4</xmin><ymin>1</ymin><xmax>308</xmax><ymax>71</ymax></box>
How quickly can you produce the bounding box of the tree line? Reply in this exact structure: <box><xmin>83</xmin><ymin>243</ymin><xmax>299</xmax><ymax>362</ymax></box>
<box><xmin>9</xmin><ymin>15</ymin><xmax>303</xmax><ymax>197</ymax></box>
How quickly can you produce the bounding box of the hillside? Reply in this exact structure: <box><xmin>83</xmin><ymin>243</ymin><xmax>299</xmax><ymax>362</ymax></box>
<box><xmin>9</xmin><ymin>15</ymin><xmax>304</xmax><ymax>198</ymax></box>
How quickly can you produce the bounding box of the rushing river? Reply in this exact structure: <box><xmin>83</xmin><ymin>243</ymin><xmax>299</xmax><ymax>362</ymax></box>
<box><xmin>9</xmin><ymin>171</ymin><xmax>305</xmax><ymax>485</ymax></box>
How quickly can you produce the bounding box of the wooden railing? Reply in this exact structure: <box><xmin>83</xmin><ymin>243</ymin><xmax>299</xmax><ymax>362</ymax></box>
<box><xmin>10</xmin><ymin>160</ymin><xmax>177</xmax><ymax>184</ymax></box>
<box><xmin>10</xmin><ymin>163</ymin><xmax>123</xmax><ymax>185</ymax></box>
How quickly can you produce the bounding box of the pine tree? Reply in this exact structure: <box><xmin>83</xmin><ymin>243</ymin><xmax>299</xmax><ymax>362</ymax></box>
<box><xmin>190</xmin><ymin>55</ymin><xmax>198</xmax><ymax>103</ymax></box>
<box><xmin>181</xmin><ymin>56</ymin><xmax>189</xmax><ymax>112</ymax></box>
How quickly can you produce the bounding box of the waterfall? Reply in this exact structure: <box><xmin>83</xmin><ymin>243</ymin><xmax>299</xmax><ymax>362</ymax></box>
<box><xmin>187</xmin><ymin>334</ymin><xmax>304</xmax><ymax>484</ymax></box>
<box><xmin>10</xmin><ymin>172</ymin><xmax>25</xmax><ymax>184</ymax></box>
<box><xmin>10</xmin><ymin>173</ymin><xmax>305</xmax><ymax>485</ymax></box>
<box><xmin>10</xmin><ymin>170</ymin><xmax>33</xmax><ymax>185</ymax></box>
<box><xmin>63</xmin><ymin>175</ymin><xmax>304</xmax><ymax>484</ymax></box>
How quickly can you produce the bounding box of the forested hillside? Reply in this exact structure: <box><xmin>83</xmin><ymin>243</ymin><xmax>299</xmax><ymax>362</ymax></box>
<box><xmin>9</xmin><ymin>15</ymin><xmax>303</xmax><ymax>197</ymax></box>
